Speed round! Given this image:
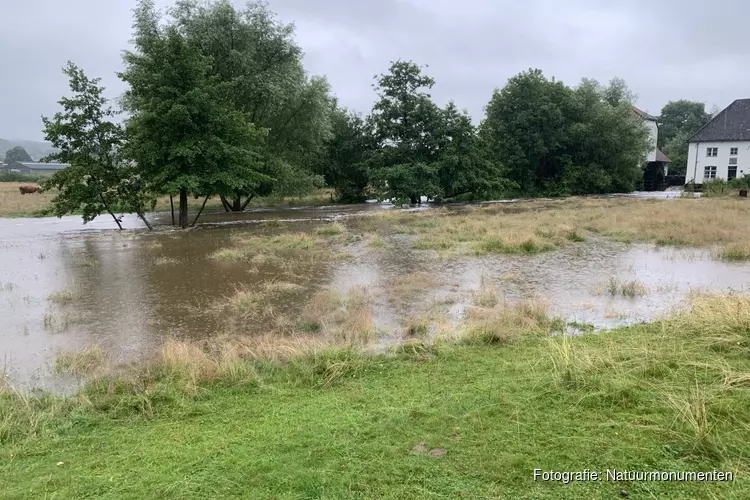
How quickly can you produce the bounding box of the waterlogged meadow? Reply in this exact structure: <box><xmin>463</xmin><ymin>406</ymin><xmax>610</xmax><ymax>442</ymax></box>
<box><xmin>3</xmin><ymin>196</ymin><xmax>750</xmax><ymax>497</ymax></box>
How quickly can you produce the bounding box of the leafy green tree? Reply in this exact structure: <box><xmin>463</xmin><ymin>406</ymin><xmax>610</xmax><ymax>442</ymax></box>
<box><xmin>434</xmin><ymin>102</ymin><xmax>508</xmax><ymax>199</ymax></box>
<box><xmin>120</xmin><ymin>0</ymin><xmax>269</xmax><ymax>228</ymax></box>
<box><xmin>479</xmin><ymin>69</ymin><xmax>572</xmax><ymax>195</ymax></box>
<box><xmin>40</xmin><ymin>62</ymin><xmax>154</xmax><ymax>230</ymax></box>
<box><xmin>480</xmin><ymin>71</ymin><xmax>649</xmax><ymax>196</ymax></box>
<box><xmin>169</xmin><ymin>0</ymin><xmax>331</xmax><ymax>211</ymax></box>
<box><xmin>657</xmin><ymin>100</ymin><xmax>711</xmax><ymax>175</ymax></box>
<box><xmin>4</xmin><ymin>146</ymin><xmax>32</xmax><ymax>163</ymax></box>
<box><xmin>367</xmin><ymin>61</ymin><xmax>444</xmax><ymax>204</ymax></box>
<box><xmin>563</xmin><ymin>78</ymin><xmax>649</xmax><ymax>194</ymax></box>
<box><xmin>315</xmin><ymin>105</ymin><xmax>373</xmax><ymax>202</ymax></box>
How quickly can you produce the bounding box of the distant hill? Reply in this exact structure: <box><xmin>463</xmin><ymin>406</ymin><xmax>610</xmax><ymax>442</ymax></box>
<box><xmin>0</xmin><ymin>138</ymin><xmax>58</xmax><ymax>162</ymax></box>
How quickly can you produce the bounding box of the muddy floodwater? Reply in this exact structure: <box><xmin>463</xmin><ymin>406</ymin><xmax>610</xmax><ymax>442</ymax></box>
<box><xmin>0</xmin><ymin>194</ymin><xmax>742</xmax><ymax>391</ymax></box>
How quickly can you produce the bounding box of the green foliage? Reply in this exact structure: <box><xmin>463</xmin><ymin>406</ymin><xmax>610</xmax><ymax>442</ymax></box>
<box><xmin>3</xmin><ymin>146</ymin><xmax>32</xmax><ymax>163</ymax></box>
<box><xmin>367</xmin><ymin>61</ymin><xmax>506</xmax><ymax>204</ymax></box>
<box><xmin>480</xmin><ymin>70</ymin><xmax>649</xmax><ymax>196</ymax></box>
<box><xmin>0</xmin><ymin>173</ymin><xmax>45</xmax><ymax>183</ymax></box>
<box><xmin>658</xmin><ymin>100</ymin><xmax>711</xmax><ymax>175</ymax></box>
<box><xmin>316</xmin><ymin>105</ymin><xmax>373</xmax><ymax>202</ymax></box>
<box><xmin>120</xmin><ymin>2</ymin><xmax>269</xmax><ymax>226</ymax></box>
<box><xmin>169</xmin><ymin>0</ymin><xmax>333</xmax><ymax>209</ymax></box>
<box><xmin>366</xmin><ymin>61</ymin><xmax>441</xmax><ymax>204</ymax></box>
<box><xmin>40</xmin><ymin>62</ymin><xmax>153</xmax><ymax>228</ymax></box>
<box><xmin>435</xmin><ymin>102</ymin><xmax>509</xmax><ymax>199</ymax></box>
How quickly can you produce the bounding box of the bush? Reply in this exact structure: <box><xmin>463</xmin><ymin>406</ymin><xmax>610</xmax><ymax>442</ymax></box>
<box><xmin>0</xmin><ymin>173</ymin><xmax>46</xmax><ymax>183</ymax></box>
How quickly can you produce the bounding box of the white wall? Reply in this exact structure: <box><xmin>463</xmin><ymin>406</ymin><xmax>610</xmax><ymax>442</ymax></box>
<box><xmin>685</xmin><ymin>141</ymin><xmax>750</xmax><ymax>184</ymax></box>
<box><xmin>645</xmin><ymin>120</ymin><xmax>658</xmax><ymax>163</ymax></box>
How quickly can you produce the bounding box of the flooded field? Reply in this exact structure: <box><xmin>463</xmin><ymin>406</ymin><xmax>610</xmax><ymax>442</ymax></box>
<box><xmin>1</xmin><ymin>195</ymin><xmax>748</xmax><ymax>391</ymax></box>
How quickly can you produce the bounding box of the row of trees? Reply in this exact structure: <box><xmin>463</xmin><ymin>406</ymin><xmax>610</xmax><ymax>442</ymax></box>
<box><xmin>39</xmin><ymin>0</ymin><xmax>714</xmax><ymax>229</ymax></box>
<box><xmin>323</xmin><ymin>68</ymin><xmax>650</xmax><ymax>201</ymax></box>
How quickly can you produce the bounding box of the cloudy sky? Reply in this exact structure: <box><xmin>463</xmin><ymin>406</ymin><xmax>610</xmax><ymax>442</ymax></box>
<box><xmin>1</xmin><ymin>0</ymin><xmax>747</xmax><ymax>141</ymax></box>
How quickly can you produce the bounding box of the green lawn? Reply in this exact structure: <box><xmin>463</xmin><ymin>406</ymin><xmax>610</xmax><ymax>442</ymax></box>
<box><xmin>2</xmin><ymin>296</ymin><xmax>750</xmax><ymax>498</ymax></box>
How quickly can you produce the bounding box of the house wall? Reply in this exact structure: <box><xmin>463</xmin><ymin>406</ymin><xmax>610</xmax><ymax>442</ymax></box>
<box><xmin>645</xmin><ymin>119</ymin><xmax>658</xmax><ymax>163</ymax></box>
<box><xmin>685</xmin><ymin>141</ymin><xmax>750</xmax><ymax>184</ymax></box>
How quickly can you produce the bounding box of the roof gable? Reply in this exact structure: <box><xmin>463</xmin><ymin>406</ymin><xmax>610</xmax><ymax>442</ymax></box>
<box><xmin>632</xmin><ymin>106</ymin><xmax>657</xmax><ymax>122</ymax></box>
<box><xmin>689</xmin><ymin>99</ymin><xmax>750</xmax><ymax>142</ymax></box>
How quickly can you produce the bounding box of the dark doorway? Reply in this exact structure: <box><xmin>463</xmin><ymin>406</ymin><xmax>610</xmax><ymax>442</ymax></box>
<box><xmin>729</xmin><ymin>166</ymin><xmax>737</xmax><ymax>180</ymax></box>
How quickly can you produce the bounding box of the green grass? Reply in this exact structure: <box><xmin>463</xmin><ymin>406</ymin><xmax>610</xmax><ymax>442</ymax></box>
<box><xmin>2</xmin><ymin>295</ymin><xmax>750</xmax><ymax>498</ymax></box>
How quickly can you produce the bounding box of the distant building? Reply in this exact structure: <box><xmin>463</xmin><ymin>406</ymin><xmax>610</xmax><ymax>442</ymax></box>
<box><xmin>632</xmin><ymin>106</ymin><xmax>672</xmax><ymax>191</ymax></box>
<box><xmin>2</xmin><ymin>161</ymin><xmax>69</xmax><ymax>175</ymax></box>
<box><xmin>684</xmin><ymin>99</ymin><xmax>750</xmax><ymax>184</ymax></box>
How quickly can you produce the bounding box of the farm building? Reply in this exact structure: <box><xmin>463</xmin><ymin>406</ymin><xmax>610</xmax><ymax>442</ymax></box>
<box><xmin>2</xmin><ymin>161</ymin><xmax>69</xmax><ymax>175</ymax></box>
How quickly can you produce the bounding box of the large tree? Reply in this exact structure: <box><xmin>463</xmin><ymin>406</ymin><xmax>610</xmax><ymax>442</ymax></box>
<box><xmin>169</xmin><ymin>0</ymin><xmax>331</xmax><ymax>211</ymax></box>
<box><xmin>658</xmin><ymin>100</ymin><xmax>711</xmax><ymax>175</ymax></box>
<box><xmin>480</xmin><ymin>70</ymin><xmax>649</xmax><ymax>196</ymax></box>
<box><xmin>479</xmin><ymin>69</ymin><xmax>573</xmax><ymax>195</ymax></box>
<box><xmin>315</xmin><ymin>104</ymin><xmax>374</xmax><ymax>202</ymax></box>
<box><xmin>562</xmin><ymin>78</ymin><xmax>649</xmax><ymax>194</ymax></box>
<box><xmin>4</xmin><ymin>146</ymin><xmax>32</xmax><ymax>163</ymax></box>
<box><xmin>367</xmin><ymin>61</ymin><xmax>444</xmax><ymax>205</ymax></box>
<box><xmin>434</xmin><ymin>102</ymin><xmax>508</xmax><ymax>199</ymax></box>
<box><xmin>120</xmin><ymin>0</ymin><xmax>268</xmax><ymax>228</ymax></box>
<box><xmin>40</xmin><ymin>62</ymin><xmax>153</xmax><ymax>230</ymax></box>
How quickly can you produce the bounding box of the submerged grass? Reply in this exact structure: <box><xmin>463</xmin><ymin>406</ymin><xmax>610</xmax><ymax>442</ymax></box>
<box><xmin>2</xmin><ymin>295</ymin><xmax>750</xmax><ymax>497</ymax></box>
<box><xmin>361</xmin><ymin>197</ymin><xmax>750</xmax><ymax>260</ymax></box>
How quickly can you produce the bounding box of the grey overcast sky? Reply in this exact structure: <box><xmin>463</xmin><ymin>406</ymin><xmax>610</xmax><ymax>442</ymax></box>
<box><xmin>1</xmin><ymin>0</ymin><xmax>748</xmax><ymax>141</ymax></box>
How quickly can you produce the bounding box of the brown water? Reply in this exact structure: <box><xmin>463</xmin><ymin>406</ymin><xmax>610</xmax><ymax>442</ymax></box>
<box><xmin>1</xmin><ymin>195</ymin><xmax>741</xmax><ymax>391</ymax></box>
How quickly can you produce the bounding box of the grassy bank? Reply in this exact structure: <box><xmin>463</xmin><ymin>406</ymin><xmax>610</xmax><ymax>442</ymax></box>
<box><xmin>2</xmin><ymin>294</ymin><xmax>749</xmax><ymax>499</ymax></box>
<box><xmin>0</xmin><ymin>185</ymin><xmax>337</xmax><ymax>219</ymax></box>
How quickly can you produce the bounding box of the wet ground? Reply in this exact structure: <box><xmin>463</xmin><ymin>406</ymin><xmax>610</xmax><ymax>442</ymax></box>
<box><xmin>1</xmin><ymin>192</ymin><xmax>735</xmax><ymax>391</ymax></box>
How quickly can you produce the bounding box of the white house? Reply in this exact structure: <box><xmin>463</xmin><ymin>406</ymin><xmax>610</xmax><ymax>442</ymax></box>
<box><xmin>685</xmin><ymin>99</ymin><xmax>750</xmax><ymax>184</ymax></box>
<box><xmin>633</xmin><ymin>106</ymin><xmax>671</xmax><ymax>190</ymax></box>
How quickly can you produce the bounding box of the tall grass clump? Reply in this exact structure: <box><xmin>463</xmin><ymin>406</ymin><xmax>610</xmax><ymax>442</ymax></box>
<box><xmin>461</xmin><ymin>297</ymin><xmax>562</xmax><ymax>346</ymax></box>
<box><xmin>315</xmin><ymin>222</ymin><xmax>345</xmax><ymax>237</ymax></box>
<box><xmin>472</xmin><ymin>274</ymin><xmax>499</xmax><ymax>308</ymax></box>
<box><xmin>55</xmin><ymin>345</ymin><xmax>109</xmax><ymax>376</ymax></box>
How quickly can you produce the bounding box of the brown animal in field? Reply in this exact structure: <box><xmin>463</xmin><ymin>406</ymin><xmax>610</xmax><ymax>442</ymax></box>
<box><xmin>18</xmin><ymin>185</ymin><xmax>40</xmax><ymax>195</ymax></box>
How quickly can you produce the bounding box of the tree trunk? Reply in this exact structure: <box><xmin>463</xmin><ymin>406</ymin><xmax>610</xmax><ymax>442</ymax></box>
<box><xmin>136</xmin><ymin>209</ymin><xmax>154</xmax><ymax>231</ymax></box>
<box><xmin>100</xmin><ymin>194</ymin><xmax>123</xmax><ymax>230</ymax></box>
<box><xmin>179</xmin><ymin>189</ymin><xmax>188</xmax><ymax>229</ymax></box>
<box><xmin>240</xmin><ymin>194</ymin><xmax>255</xmax><ymax>211</ymax></box>
<box><xmin>170</xmin><ymin>195</ymin><xmax>175</xmax><ymax>225</ymax></box>
<box><xmin>191</xmin><ymin>196</ymin><xmax>210</xmax><ymax>227</ymax></box>
<box><xmin>219</xmin><ymin>195</ymin><xmax>231</xmax><ymax>213</ymax></box>
<box><xmin>219</xmin><ymin>193</ymin><xmax>244</xmax><ymax>212</ymax></box>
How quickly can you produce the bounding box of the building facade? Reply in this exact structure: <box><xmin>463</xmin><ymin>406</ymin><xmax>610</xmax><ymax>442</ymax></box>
<box><xmin>685</xmin><ymin>99</ymin><xmax>750</xmax><ymax>184</ymax></box>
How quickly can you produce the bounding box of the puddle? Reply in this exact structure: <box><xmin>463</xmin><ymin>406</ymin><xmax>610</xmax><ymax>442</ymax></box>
<box><xmin>0</xmin><ymin>193</ymin><xmax>733</xmax><ymax>391</ymax></box>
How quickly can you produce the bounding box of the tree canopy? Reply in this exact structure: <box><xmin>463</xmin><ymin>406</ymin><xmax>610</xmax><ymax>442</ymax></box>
<box><xmin>658</xmin><ymin>100</ymin><xmax>711</xmax><ymax>175</ymax></box>
<box><xmin>168</xmin><ymin>0</ymin><xmax>331</xmax><ymax>211</ymax></box>
<box><xmin>120</xmin><ymin>0</ymin><xmax>269</xmax><ymax>227</ymax></box>
<box><xmin>480</xmin><ymin>70</ymin><xmax>649</xmax><ymax>196</ymax></box>
<box><xmin>4</xmin><ymin>146</ymin><xmax>32</xmax><ymax>163</ymax></box>
<box><xmin>41</xmin><ymin>62</ymin><xmax>153</xmax><ymax>230</ymax></box>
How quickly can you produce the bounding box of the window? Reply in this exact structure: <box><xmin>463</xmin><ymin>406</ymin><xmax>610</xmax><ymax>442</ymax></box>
<box><xmin>704</xmin><ymin>166</ymin><xmax>717</xmax><ymax>179</ymax></box>
<box><xmin>729</xmin><ymin>166</ymin><xmax>738</xmax><ymax>180</ymax></box>
<box><xmin>730</xmin><ymin>157</ymin><xmax>738</xmax><ymax>165</ymax></box>
<box><xmin>707</xmin><ymin>147</ymin><xmax>718</xmax><ymax>157</ymax></box>
<box><xmin>731</xmin><ymin>147</ymin><xmax>739</xmax><ymax>156</ymax></box>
